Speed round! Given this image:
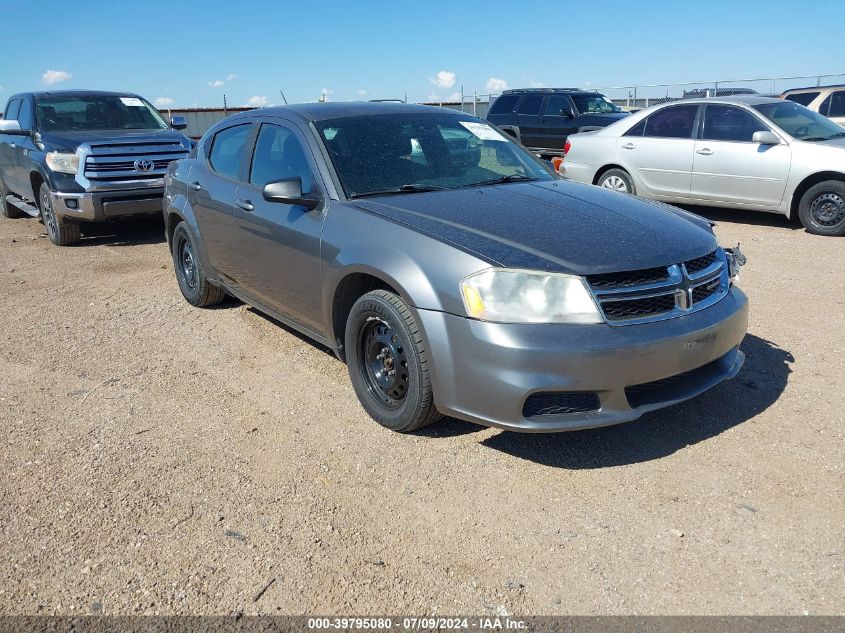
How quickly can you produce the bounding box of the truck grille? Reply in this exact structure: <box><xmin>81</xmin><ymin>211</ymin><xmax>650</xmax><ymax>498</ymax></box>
<box><xmin>587</xmin><ymin>249</ymin><xmax>727</xmax><ymax>325</ymax></box>
<box><xmin>83</xmin><ymin>140</ymin><xmax>188</xmax><ymax>182</ymax></box>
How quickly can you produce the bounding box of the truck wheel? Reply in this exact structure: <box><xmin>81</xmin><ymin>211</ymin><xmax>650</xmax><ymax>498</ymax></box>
<box><xmin>598</xmin><ymin>168</ymin><xmax>636</xmax><ymax>195</ymax></box>
<box><xmin>171</xmin><ymin>221</ymin><xmax>225</xmax><ymax>307</ymax></box>
<box><xmin>0</xmin><ymin>180</ymin><xmax>24</xmax><ymax>219</ymax></box>
<box><xmin>39</xmin><ymin>183</ymin><xmax>80</xmax><ymax>246</ymax></box>
<box><xmin>345</xmin><ymin>290</ymin><xmax>441</xmax><ymax>433</ymax></box>
<box><xmin>798</xmin><ymin>181</ymin><xmax>845</xmax><ymax>236</ymax></box>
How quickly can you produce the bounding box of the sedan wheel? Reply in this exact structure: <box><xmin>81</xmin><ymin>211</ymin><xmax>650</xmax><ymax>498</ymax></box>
<box><xmin>598</xmin><ymin>168</ymin><xmax>635</xmax><ymax>195</ymax></box>
<box><xmin>798</xmin><ymin>180</ymin><xmax>845</xmax><ymax>236</ymax></box>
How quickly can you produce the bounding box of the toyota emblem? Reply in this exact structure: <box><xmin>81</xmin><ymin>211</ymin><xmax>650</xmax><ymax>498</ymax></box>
<box><xmin>134</xmin><ymin>159</ymin><xmax>154</xmax><ymax>172</ymax></box>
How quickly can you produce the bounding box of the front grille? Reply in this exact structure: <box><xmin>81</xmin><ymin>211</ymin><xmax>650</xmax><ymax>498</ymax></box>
<box><xmin>625</xmin><ymin>356</ymin><xmax>724</xmax><ymax>409</ymax></box>
<box><xmin>523</xmin><ymin>392</ymin><xmax>600</xmax><ymax>418</ymax></box>
<box><xmin>587</xmin><ymin>266</ymin><xmax>669</xmax><ymax>289</ymax></box>
<box><xmin>83</xmin><ymin>140</ymin><xmax>188</xmax><ymax>182</ymax></box>
<box><xmin>589</xmin><ymin>249</ymin><xmax>727</xmax><ymax>325</ymax></box>
<box><xmin>601</xmin><ymin>293</ymin><xmax>676</xmax><ymax>320</ymax></box>
<box><xmin>684</xmin><ymin>250</ymin><xmax>717</xmax><ymax>275</ymax></box>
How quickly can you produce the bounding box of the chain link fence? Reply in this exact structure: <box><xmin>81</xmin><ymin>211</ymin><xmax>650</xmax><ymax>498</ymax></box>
<box><xmin>593</xmin><ymin>73</ymin><xmax>845</xmax><ymax>110</ymax></box>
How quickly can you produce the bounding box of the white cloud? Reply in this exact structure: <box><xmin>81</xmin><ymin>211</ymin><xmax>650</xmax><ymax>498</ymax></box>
<box><xmin>225</xmin><ymin>74</ymin><xmax>238</xmax><ymax>81</ymax></box>
<box><xmin>529</xmin><ymin>80</ymin><xmax>545</xmax><ymax>88</ymax></box>
<box><xmin>245</xmin><ymin>95</ymin><xmax>271</xmax><ymax>107</ymax></box>
<box><xmin>209</xmin><ymin>80</ymin><xmax>224</xmax><ymax>88</ymax></box>
<box><xmin>357</xmin><ymin>89</ymin><xmax>367</xmax><ymax>96</ymax></box>
<box><xmin>154</xmin><ymin>97</ymin><xmax>174</xmax><ymax>107</ymax></box>
<box><xmin>42</xmin><ymin>70</ymin><xmax>72</xmax><ymax>85</ymax></box>
<box><xmin>485</xmin><ymin>77</ymin><xmax>508</xmax><ymax>93</ymax></box>
<box><xmin>429</xmin><ymin>70</ymin><xmax>457</xmax><ymax>89</ymax></box>
<box><xmin>447</xmin><ymin>92</ymin><xmax>463</xmax><ymax>102</ymax></box>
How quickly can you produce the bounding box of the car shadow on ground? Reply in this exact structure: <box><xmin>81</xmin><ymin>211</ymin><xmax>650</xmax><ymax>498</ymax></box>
<box><xmin>77</xmin><ymin>217</ymin><xmax>167</xmax><ymax>247</ymax></box>
<box><xmin>456</xmin><ymin>334</ymin><xmax>793</xmax><ymax>468</ymax></box>
<box><xmin>679</xmin><ymin>204</ymin><xmax>801</xmax><ymax>231</ymax></box>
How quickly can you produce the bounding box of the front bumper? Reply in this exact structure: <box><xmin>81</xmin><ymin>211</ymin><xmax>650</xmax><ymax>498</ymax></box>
<box><xmin>418</xmin><ymin>287</ymin><xmax>748</xmax><ymax>432</ymax></box>
<box><xmin>51</xmin><ymin>187</ymin><xmax>164</xmax><ymax>222</ymax></box>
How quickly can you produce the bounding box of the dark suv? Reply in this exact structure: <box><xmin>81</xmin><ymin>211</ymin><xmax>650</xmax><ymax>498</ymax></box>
<box><xmin>486</xmin><ymin>88</ymin><xmax>629</xmax><ymax>157</ymax></box>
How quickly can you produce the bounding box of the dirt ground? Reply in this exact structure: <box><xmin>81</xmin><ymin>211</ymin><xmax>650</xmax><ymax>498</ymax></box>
<box><xmin>0</xmin><ymin>207</ymin><xmax>842</xmax><ymax>616</ymax></box>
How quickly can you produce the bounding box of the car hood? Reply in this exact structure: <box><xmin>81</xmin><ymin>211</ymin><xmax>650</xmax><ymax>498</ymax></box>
<box><xmin>39</xmin><ymin>129</ymin><xmax>189</xmax><ymax>152</ymax></box>
<box><xmin>352</xmin><ymin>180</ymin><xmax>717</xmax><ymax>275</ymax></box>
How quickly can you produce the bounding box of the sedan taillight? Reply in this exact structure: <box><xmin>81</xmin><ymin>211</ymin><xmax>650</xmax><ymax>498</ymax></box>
<box><xmin>564</xmin><ymin>140</ymin><xmax>571</xmax><ymax>155</ymax></box>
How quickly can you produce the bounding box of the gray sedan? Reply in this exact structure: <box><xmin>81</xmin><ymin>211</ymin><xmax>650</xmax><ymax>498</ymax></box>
<box><xmin>164</xmin><ymin>103</ymin><xmax>747</xmax><ymax>433</ymax></box>
<box><xmin>561</xmin><ymin>96</ymin><xmax>845</xmax><ymax>236</ymax></box>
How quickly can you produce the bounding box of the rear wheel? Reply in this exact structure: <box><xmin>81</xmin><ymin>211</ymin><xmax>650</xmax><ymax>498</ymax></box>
<box><xmin>798</xmin><ymin>181</ymin><xmax>845</xmax><ymax>236</ymax></box>
<box><xmin>345</xmin><ymin>290</ymin><xmax>441</xmax><ymax>433</ymax></box>
<box><xmin>171</xmin><ymin>221</ymin><xmax>225</xmax><ymax>307</ymax></box>
<box><xmin>0</xmin><ymin>179</ymin><xmax>24</xmax><ymax>219</ymax></box>
<box><xmin>39</xmin><ymin>183</ymin><xmax>80</xmax><ymax>246</ymax></box>
<box><xmin>597</xmin><ymin>168</ymin><xmax>636</xmax><ymax>195</ymax></box>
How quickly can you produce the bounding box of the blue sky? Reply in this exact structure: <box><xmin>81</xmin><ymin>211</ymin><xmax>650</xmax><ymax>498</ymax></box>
<box><xmin>2</xmin><ymin>0</ymin><xmax>843</xmax><ymax>109</ymax></box>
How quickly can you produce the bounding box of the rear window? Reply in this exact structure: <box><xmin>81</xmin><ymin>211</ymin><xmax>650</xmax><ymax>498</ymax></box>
<box><xmin>821</xmin><ymin>91</ymin><xmax>845</xmax><ymax>117</ymax></box>
<box><xmin>643</xmin><ymin>105</ymin><xmax>699</xmax><ymax>139</ymax></box>
<box><xmin>488</xmin><ymin>94</ymin><xmax>519</xmax><ymax>115</ymax></box>
<box><xmin>784</xmin><ymin>92</ymin><xmax>820</xmax><ymax>107</ymax></box>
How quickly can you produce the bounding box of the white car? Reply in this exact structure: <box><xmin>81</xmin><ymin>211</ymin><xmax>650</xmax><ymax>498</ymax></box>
<box><xmin>560</xmin><ymin>96</ymin><xmax>845</xmax><ymax>236</ymax></box>
<box><xmin>781</xmin><ymin>84</ymin><xmax>845</xmax><ymax>128</ymax></box>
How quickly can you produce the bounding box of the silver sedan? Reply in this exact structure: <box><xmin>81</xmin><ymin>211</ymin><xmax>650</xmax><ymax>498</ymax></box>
<box><xmin>560</xmin><ymin>96</ymin><xmax>845</xmax><ymax>236</ymax></box>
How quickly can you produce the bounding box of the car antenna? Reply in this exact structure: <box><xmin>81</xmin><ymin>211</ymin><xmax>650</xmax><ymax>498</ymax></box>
<box><xmin>279</xmin><ymin>90</ymin><xmax>288</xmax><ymax>105</ymax></box>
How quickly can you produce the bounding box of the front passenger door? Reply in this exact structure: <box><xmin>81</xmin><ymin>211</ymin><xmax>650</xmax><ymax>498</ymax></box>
<box><xmin>540</xmin><ymin>95</ymin><xmax>578</xmax><ymax>151</ymax></box>
<box><xmin>231</xmin><ymin>121</ymin><xmax>325</xmax><ymax>333</ymax></box>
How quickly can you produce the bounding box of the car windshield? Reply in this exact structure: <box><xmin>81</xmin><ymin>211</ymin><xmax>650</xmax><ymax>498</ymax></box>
<box><xmin>35</xmin><ymin>95</ymin><xmax>170</xmax><ymax>132</ymax></box>
<box><xmin>314</xmin><ymin>112</ymin><xmax>554</xmax><ymax>198</ymax></box>
<box><xmin>754</xmin><ymin>101</ymin><xmax>845</xmax><ymax>141</ymax></box>
<box><xmin>571</xmin><ymin>94</ymin><xmax>621</xmax><ymax>114</ymax></box>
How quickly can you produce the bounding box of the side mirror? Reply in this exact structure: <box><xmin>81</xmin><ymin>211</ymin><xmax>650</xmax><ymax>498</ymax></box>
<box><xmin>0</xmin><ymin>120</ymin><xmax>29</xmax><ymax>135</ymax></box>
<box><xmin>752</xmin><ymin>130</ymin><xmax>780</xmax><ymax>145</ymax></box>
<box><xmin>262</xmin><ymin>177</ymin><xmax>319</xmax><ymax>210</ymax></box>
<box><xmin>171</xmin><ymin>115</ymin><xmax>187</xmax><ymax>130</ymax></box>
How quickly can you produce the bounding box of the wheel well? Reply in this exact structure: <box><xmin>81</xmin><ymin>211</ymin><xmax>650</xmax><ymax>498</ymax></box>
<box><xmin>592</xmin><ymin>164</ymin><xmax>627</xmax><ymax>185</ymax></box>
<box><xmin>790</xmin><ymin>172</ymin><xmax>845</xmax><ymax>220</ymax></box>
<box><xmin>29</xmin><ymin>171</ymin><xmax>45</xmax><ymax>205</ymax></box>
<box><xmin>332</xmin><ymin>273</ymin><xmax>399</xmax><ymax>360</ymax></box>
<box><xmin>165</xmin><ymin>211</ymin><xmax>184</xmax><ymax>247</ymax></box>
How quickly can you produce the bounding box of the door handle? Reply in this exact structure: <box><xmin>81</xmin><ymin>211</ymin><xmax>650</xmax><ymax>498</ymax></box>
<box><xmin>189</xmin><ymin>181</ymin><xmax>203</xmax><ymax>191</ymax></box>
<box><xmin>621</xmin><ymin>142</ymin><xmax>636</xmax><ymax>150</ymax></box>
<box><xmin>696</xmin><ymin>148</ymin><xmax>714</xmax><ymax>156</ymax></box>
<box><xmin>235</xmin><ymin>198</ymin><xmax>255</xmax><ymax>212</ymax></box>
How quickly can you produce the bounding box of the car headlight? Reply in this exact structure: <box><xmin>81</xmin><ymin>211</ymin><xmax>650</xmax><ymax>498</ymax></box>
<box><xmin>460</xmin><ymin>268</ymin><xmax>602</xmax><ymax>324</ymax></box>
<box><xmin>45</xmin><ymin>152</ymin><xmax>79</xmax><ymax>174</ymax></box>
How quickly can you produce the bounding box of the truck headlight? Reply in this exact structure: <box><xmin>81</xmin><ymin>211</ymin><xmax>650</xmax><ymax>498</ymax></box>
<box><xmin>45</xmin><ymin>152</ymin><xmax>79</xmax><ymax>174</ymax></box>
<box><xmin>460</xmin><ymin>268</ymin><xmax>602</xmax><ymax>324</ymax></box>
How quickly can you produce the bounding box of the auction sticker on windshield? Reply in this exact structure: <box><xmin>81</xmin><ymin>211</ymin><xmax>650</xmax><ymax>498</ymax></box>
<box><xmin>459</xmin><ymin>121</ymin><xmax>508</xmax><ymax>142</ymax></box>
<box><xmin>120</xmin><ymin>97</ymin><xmax>145</xmax><ymax>107</ymax></box>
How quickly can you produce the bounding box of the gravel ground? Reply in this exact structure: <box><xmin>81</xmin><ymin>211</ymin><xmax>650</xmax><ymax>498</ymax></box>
<box><xmin>0</xmin><ymin>208</ymin><xmax>842</xmax><ymax>616</ymax></box>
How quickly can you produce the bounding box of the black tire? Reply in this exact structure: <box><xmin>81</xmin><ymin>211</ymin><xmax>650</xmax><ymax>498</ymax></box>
<box><xmin>0</xmin><ymin>179</ymin><xmax>24</xmax><ymax>219</ymax></box>
<box><xmin>597</xmin><ymin>168</ymin><xmax>636</xmax><ymax>195</ymax></box>
<box><xmin>797</xmin><ymin>180</ymin><xmax>845</xmax><ymax>236</ymax></box>
<box><xmin>39</xmin><ymin>183</ymin><xmax>80</xmax><ymax>246</ymax></box>
<box><xmin>171</xmin><ymin>221</ymin><xmax>226</xmax><ymax>307</ymax></box>
<box><xmin>345</xmin><ymin>290</ymin><xmax>441</xmax><ymax>433</ymax></box>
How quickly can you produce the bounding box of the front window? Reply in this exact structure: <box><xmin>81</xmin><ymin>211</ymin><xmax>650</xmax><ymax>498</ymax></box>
<box><xmin>701</xmin><ymin>105</ymin><xmax>768</xmax><ymax>142</ymax></box>
<box><xmin>754</xmin><ymin>101</ymin><xmax>845</xmax><ymax>141</ymax></box>
<box><xmin>35</xmin><ymin>95</ymin><xmax>170</xmax><ymax>132</ymax></box>
<box><xmin>315</xmin><ymin>113</ymin><xmax>554</xmax><ymax>198</ymax></box>
<box><xmin>570</xmin><ymin>93</ymin><xmax>621</xmax><ymax>114</ymax></box>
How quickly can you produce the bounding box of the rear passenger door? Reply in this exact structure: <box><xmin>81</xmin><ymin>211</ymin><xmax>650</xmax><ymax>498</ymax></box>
<box><xmin>189</xmin><ymin>122</ymin><xmax>255</xmax><ymax>283</ymax></box>
<box><xmin>616</xmin><ymin>104</ymin><xmax>699</xmax><ymax>200</ymax></box>
<box><xmin>514</xmin><ymin>94</ymin><xmax>545</xmax><ymax>149</ymax></box>
<box><xmin>540</xmin><ymin>95</ymin><xmax>578</xmax><ymax>151</ymax></box>
<box><xmin>230</xmin><ymin>120</ymin><xmax>325</xmax><ymax>333</ymax></box>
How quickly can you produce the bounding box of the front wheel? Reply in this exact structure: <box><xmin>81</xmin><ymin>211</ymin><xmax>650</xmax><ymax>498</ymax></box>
<box><xmin>39</xmin><ymin>183</ymin><xmax>80</xmax><ymax>246</ymax></box>
<box><xmin>597</xmin><ymin>168</ymin><xmax>636</xmax><ymax>195</ymax></box>
<box><xmin>798</xmin><ymin>181</ymin><xmax>845</xmax><ymax>236</ymax></box>
<box><xmin>344</xmin><ymin>290</ymin><xmax>441</xmax><ymax>433</ymax></box>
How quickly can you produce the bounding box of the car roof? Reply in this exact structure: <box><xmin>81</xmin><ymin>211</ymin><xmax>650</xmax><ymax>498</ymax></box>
<box><xmin>502</xmin><ymin>88</ymin><xmax>597</xmax><ymax>95</ymax></box>
<box><xmin>673</xmin><ymin>95</ymin><xmax>785</xmax><ymax>106</ymax></box>
<box><xmin>222</xmin><ymin>101</ymin><xmax>472</xmax><ymax>124</ymax></box>
<box><xmin>781</xmin><ymin>84</ymin><xmax>845</xmax><ymax>93</ymax></box>
<box><xmin>10</xmin><ymin>89</ymin><xmax>143</xmax><ymax>100</ymax></box>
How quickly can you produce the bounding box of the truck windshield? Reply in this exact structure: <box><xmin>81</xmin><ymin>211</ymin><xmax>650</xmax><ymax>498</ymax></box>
<box><xmin>35</xmin><ymin>95</ymin><xmax>170</xmax><ymax>132</ymax></box>
<box><xmin>315</xmin><ymin>112</ymin><xmax>554</xmax><ymax>198</ymax></box>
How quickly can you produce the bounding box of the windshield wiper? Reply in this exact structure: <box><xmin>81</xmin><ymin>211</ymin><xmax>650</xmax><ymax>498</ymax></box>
<box><xmin>802</xmin><ymin>132</ymin><xmax>845</xmax><ymax>141</ymax></box>
<box><xmin>350</xmin><ymin>183</ymin><xmax>450</xmax><ymax>198</ymax></box>
<box><xmin>463</xmin><ymin>174</ymin><xmax>538</xmax><ymax>188</ymax></box>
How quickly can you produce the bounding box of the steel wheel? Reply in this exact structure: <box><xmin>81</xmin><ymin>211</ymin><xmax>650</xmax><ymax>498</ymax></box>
<box><xmin>358</xmin><ymin>317</ymin><xmax>409</xmax><ymax>410</ymax></box>
<box><xmin>178</xmin><ymin>235</ymin><xmax>198</xmax><ymax>289</ymax></box>
<box><xmin>809</xmin><ymin>191</ymin><xmax>845</xmax><ymax>228</ymax></box>
<box><xmin>602</xmin><ymin>175</ymin><xmax>629</xmax><ymax>192</ymax></box>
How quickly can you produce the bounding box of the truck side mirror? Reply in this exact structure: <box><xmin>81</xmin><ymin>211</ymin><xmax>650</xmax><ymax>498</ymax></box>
<box><xmin>0</xmin><ymin>120</ymin><xmax>29</xmax><ymax>135</ymax></box>
<box><xmin>170</xmin><ymin>115</ymin><xmax>187</xmax><ymax>130</ymax></box>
